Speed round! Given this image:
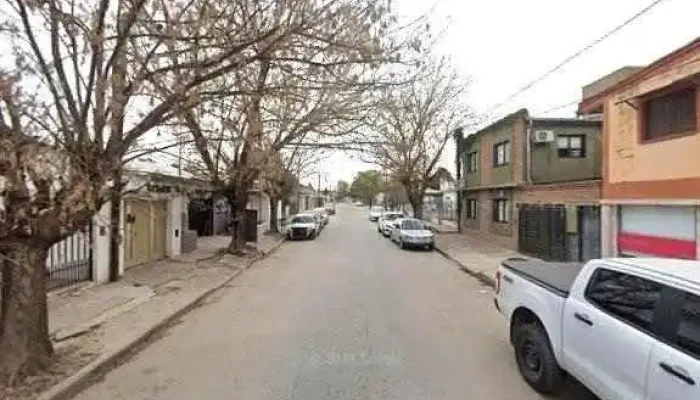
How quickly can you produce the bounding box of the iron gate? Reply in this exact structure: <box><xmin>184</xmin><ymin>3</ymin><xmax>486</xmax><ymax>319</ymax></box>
<box><xmin>518</xmin><ymin>204</ymin><xmax>567</xmax><ymax>261</ymax></box>
<box><xmin>47</xmin><ymin>225</ymin><xmax>93</xmax><ymax>290</ymax></box>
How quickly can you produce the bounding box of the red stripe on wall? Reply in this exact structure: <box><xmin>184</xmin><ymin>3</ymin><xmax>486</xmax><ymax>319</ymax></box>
<box><xmin>618</xmin><ymin>232</ymin><xmax>697</xmax><ymax>260</ymax></box>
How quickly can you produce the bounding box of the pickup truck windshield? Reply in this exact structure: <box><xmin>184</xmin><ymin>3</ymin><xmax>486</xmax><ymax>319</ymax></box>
<box><xmin>291</xmin><ymin>216</ymin><xmax>314</xmax><ymax>224</ymax></box>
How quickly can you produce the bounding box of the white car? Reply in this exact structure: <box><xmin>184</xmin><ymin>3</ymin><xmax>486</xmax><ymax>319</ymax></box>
<box><xmin>377</xmin><ymin>211</ymin><xmax>404</xmax><ymax>236</ymax></box>
<box><xmin>313</xmin><ymin>208</ymin><xmax>330</xmax><ymax>227</ymax></box>
<box><xmin>286</xmin><ymin>214</ymin><xmax>318</xmax><ymax>240</ymax></box>
<box><xmin>495</xmin><ymin>257</ymin><xmax>700</xmax><ymax>399</ymax></box>
<box><xmin>369</xmin><ymin>206</ymin><xmax>384</xmax><ymax>221</ymax></box>
<box><xmin>389</xmin><ymin>218</ymin><xmax>434</xmax><ymax>250</ymax></box>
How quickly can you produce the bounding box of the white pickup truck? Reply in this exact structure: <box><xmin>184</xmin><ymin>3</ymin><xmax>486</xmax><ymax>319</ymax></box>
<box><xmin>494</xmin><ymin>257</ymin><xmax>700</xmax><ymax>400</ymax></box>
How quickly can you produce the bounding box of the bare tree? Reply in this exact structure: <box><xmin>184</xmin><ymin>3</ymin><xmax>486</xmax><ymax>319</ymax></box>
<box><xmin>180</xmin><ymin>0</ymin><xmax>413</xmax><ymax>253</ymax></box>
<box><xmin>364</xmin><ymin>56</ymin><xmax>472</xmax><ymax>219</ymax></box>
<box><xmin>260</xmin><ymin>142</ymin><xmax>327</xmax><ymax>235</ymax></box>
<box><xmin>0</xmin><ymin>0</ymin><xmax>300</xmax><ymax>383</ymax></box>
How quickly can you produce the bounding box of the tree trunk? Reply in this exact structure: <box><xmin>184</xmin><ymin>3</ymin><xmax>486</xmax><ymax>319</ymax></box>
<box><xmin>226</xmin><ymin>189</ymin><xmax>251</xmax><ymax>254</ymax></box>
<box><xmin>108</xmin><ymin>171</ymin><xmax>123</xmax><ymax>282</ymax></box>
<box><xmin>407</xmin><ymin>190</ymin><xmax>424</xmax><ymax>220</ymax></box>
<box><xmin>267</xmin><ymin>196</ymin><xmax>279</xmax><ymax>235</ymax></box>
<box><xmin>0</xmin><ymin>243</ymin><xmax>53</xmax><ymax>385</ymax></box>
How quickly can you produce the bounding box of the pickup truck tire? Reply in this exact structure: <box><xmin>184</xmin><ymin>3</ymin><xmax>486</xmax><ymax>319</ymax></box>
<box><xmin>513</xmin><ymin>323</ymin><xmax>564</xmax><ymax>394</ymax></box>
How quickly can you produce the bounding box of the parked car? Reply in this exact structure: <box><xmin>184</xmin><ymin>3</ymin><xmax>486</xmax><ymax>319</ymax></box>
<box><xmin>389</xmin><ymin>218</ymin><xmax>434</xmax><ymax>250</ymax></box>
<box><xmin>325</xmin><ymin>203</ymin><xmax>336</xmax><ymax>215</ymax></box>
<box><xmin>494</xmin><ymin>257</ymin><xmax>700</xmax><ymax>399</ymax></box>
<box><xmin>377</xmin><ymin>211</ymin><xmax>404</xmax><ymax>236</ymax></box>
<box><xmin>313</xmin><ymin>208</ymin><xmax>329</xmax><ymax>227</ymax></box>
<box><xmin>286</xmin><ymin>214</ymin><xmax>319</xmax><ymax>240</ymax></box>
<box><xmin>368</xmin><ymin>206</ymin><xmax>384</xmax><ymax>221</ymax></box>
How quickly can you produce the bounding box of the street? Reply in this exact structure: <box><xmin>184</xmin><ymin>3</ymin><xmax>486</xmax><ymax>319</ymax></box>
<box><xmin>73</xmin><ymin>204</ymin><xmax>596</xmax><ymax>400</ymax></box>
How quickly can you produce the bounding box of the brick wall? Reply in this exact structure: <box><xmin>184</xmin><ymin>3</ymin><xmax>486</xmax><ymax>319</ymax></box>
<box><xmin>512</xmin><ymin>116</ymin><xmax>527</xmax><ymax>185</ymax></box>
<box><xmin>517</xmin><ymin>181</ymin><xmax>601</xmax><ymax>205</ymax></box>
<box><xmin>461</xmin><ymin>190</ymin><xmax>518</xmax><ymax>250</ymax></box>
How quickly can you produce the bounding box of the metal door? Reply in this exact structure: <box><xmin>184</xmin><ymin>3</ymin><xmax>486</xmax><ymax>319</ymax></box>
<box><xmin>580</xmin><ymin>206</ymin><xmax>601</xmax><ymax>261</ymax></box>
<box><xmin>151</xmin><ymin>200</ymin><xmax>168</xmax><ymax>260</ymax></box>
<box><xmin>125</xmin><ymin>199</ymin><xmax>151</xmax><ymax>268</ymax></box>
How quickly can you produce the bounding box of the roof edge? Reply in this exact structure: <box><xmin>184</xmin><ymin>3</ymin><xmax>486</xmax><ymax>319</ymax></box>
<box><xmin>467</xmin><ymin>108</ymin><xmax>529</xmax><ymax>141</ymax></box>
<box><xmin>579</xmin><ymin>36</ymin><xmax>700</xmax><ymax>114</ymax></box>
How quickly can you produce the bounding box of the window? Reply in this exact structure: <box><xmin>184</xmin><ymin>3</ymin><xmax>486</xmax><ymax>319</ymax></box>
<box><xmin>492</xmin><ymin>199</ymin><xmax>509</xmax><ymax>223</ymax></box>
<box><xmin>493</xmin><ymin>141</ymin><xmax>510</xmax><ymax>167</ymax></box>
<box><xmin>643</xmin><ymin>87</ymin><xmax>697</xmax><ymax>141</ymax></box>
<box><xmin>291</xmin><ymin>216</ymin><xmax>314</xmax><ymax>224</ymax></box>
<box><xmin>674</xmin><ymin>291</ymin><xmax>700</xmax><ymax>359</ymax></box>
<box><xmin>557</xmin><ymin>135</ymin><xmax>586</xmax><ymax>158</ymax></box>
<box><xmin>467</xmin><ymin>152</ymin><xmax>478</xmax><ymax>172</ymax></box>
<box><xmin>401</xmin><ymin>219</ymin><xmax>424</xmax><ymax>230</ymax></box>
<box><xmin>585</xmin><ymin>268</ymin><xmax>663</xmax><ymax>331</ymax></box>
<box><xmin>466</xmin><ymin>199</ymin><xmax>477</xmax><ymax>220</ymax></box>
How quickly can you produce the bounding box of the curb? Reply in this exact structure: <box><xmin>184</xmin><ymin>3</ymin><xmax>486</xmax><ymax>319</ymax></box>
<box><xmin>38</xmin><ymin>238</ymin><xmax>286</xmax><ymax>400</ymax></box>
<box><xmin>434</xmin><ymin>246</ymin><xmax>496</xmax><ymax>288</ymax></box>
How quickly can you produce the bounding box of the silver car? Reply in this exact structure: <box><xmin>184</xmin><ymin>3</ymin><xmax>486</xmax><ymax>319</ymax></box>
<box><xmin>377</xmin><ymin>211</ymin><xmax>404</xmax><ymax>237</ymax></box>
<box><xmin>390</xmin><ymin>218</ymin><xmax>435</xmax><ymax>250</ymax></box>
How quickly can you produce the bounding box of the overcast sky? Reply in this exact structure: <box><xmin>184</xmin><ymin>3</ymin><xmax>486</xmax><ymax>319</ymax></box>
<box><xmin>315</xmin><ymin>0</ymin><xmax>700</xmax><ymax>189</ymax></box>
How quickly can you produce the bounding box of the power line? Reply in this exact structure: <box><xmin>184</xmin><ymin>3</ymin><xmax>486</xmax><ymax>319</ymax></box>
<box><xmin>539</xmin><ymin>100</ymin><xmax>580</xmax><ymax>115</ymax></box>
<box><xmin>486</xmin><ymin>0</ymin><xmax>671</xmax><ymax>113</ymax></box>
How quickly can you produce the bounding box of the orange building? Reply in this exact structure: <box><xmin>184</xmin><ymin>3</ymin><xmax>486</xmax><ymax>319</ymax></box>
<box><xmin>579</xmin><ymin>37</ymin><xmax>700</xmax><ymax>260</ymax></box>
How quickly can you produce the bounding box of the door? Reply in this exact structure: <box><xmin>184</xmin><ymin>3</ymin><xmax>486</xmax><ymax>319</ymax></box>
<box><xmin>125</xmin><ymin>199</ymin><xmax>151</xmax><ymax>268</ymax></box>
<box><xmin>563</xmin><ymin>267</ymin><xmax>662</xmax><ymax>400</ymax></box>
<box><xmin>646</xmin><ymin>289</ymin><xmax>700</xmax><ymax>400</ymax></box>
<box><xmin>125</xmin><ymin>199</ymin><xmax>168</xmax><ymax>269</ymax></box>
<box><xmin>151</xmin><ymin>200</ymin><xmax>167</xmax><ymax>260</ymax></box>
<box><xmin>619</xmin><ymin>206</ymin><xmax>696</xmax><ymax>259</ymax></box>
<box><xmin>580</xmin><ymin>206</ymin><xmax>601</xmax><ymax>261</ymax></box>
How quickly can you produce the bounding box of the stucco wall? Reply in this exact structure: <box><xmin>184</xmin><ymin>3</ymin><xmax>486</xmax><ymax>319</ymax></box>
<box><xmin>530</xmin><ymin>124</ymin><xmax>601</xmax><ymax>183</ymax></box>
<box><xmin>605</xmin><ymin>53</ymin><xmax>700</xmax><ymax>185</ymax></box>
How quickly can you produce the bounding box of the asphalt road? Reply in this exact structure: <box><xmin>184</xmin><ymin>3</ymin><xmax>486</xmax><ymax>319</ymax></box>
<box><xmin>73</xmin><ymin>204</ymin><xmax>597</xmax><ymax>400</ymax></box>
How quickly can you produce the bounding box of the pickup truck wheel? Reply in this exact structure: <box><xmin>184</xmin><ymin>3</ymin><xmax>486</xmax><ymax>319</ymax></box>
<box><xmin>514</xmin><ymin>323</ymin><xmax>563</xmax><ymax>394</ymax></box>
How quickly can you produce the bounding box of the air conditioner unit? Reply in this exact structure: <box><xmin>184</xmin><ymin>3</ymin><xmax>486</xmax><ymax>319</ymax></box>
<box><xmin>532</xmin><ymin>130</ymin><xmax>555</xmax><ymax>143</ymax></box>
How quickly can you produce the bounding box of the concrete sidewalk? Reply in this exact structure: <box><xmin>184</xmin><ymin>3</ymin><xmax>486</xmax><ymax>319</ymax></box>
<box><xmin>25</xmin><ymin>235</ymin><xmax>286</xmax><ymax>400</ymax></box>
<box><xmin>434</xmin><ymin>232</ymin><xmax>522</xmax><ymax>287</ymax></box>
<box><xmin>424</xmin><ymin>218</ymin><xmax>459</xmax><ymax>233</ymax></box>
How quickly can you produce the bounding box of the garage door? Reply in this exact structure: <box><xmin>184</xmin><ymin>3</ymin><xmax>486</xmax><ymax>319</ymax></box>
<box><xmin>618</xmin><ymin>206</ymin><xmax>697</xmax><ymax>259</ymax></box>
<box><xmin>124</xmin><ymin>199</ymin><xmax>168</xmax><ymax>268</ymax></box>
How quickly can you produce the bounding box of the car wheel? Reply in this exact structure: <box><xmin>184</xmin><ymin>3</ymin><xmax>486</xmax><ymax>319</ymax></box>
<box><xmin>427</xmin><ymin>244</ymin><xmax>434</xmax><ymax>251</ymax></box>
<box><xmin>513</xmin><ymin>323</ymin><xmax>563</xmax><ymax>394</ymax></box>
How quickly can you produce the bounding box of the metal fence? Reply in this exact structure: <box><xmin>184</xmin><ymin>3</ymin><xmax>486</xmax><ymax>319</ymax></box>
<box><xmin>422</xmin><ymin>205</ymin><xmax>457</xmax><ymax>222</ymax></box>
<box><xmin>46</xmin><ymin>226</ymin><xmax>93</xmax><ymax>290</ymax></box>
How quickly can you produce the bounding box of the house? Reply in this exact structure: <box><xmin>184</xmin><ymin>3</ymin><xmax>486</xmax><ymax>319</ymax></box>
<box><xmin>46</xmin><ymin>170</ymin><xmax>196</xmax><ymax>290</ymax></box>
<box><xmin>455</xmin><ymin>109</ymin><xmax>602</xmax><ymax>260</ymax></box>
<box><xmin>516</xmin><ymin>117</ymin><xmax>602</xmax><ymax>261</ymax></box>
<box><xmin>578</xmin><ymin>37</ymin><xmax>700</xmax><ymax>260</ymax></box>
<box><xmin>423</xmin><ymin>168</ymin><xmax>458</xmax><ymax>222</ymax></box>
<box><xmin>456</xmin><ymin>109</ymin><xmax>528</xmax><ymax>249</ymax></box>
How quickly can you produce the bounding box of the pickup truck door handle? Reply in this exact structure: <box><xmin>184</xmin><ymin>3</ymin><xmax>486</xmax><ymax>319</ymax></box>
<box><xmin>659</xmin><ymin>362</ymin><xmax>696</xmax><ymax>386</ymax></box>
<box><xmin>574</xmin><ymin>312</ymin><xmax>593</xmax><ymax>326</ymax></box>
<box><xmin>502</xmin><ymin>275</ymin><xmax>513</xmax><ymax>284</ymax></box>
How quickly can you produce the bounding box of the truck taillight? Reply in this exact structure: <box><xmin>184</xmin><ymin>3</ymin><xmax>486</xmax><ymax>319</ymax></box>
<box><xmin>495</xmin><ymin>269</ymin><xmax>501</xmax><ymax>294</ymax></box>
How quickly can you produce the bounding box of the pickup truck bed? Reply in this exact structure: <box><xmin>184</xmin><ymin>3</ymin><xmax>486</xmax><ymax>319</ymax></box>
<box><xmin>501</xmin><ymin>258</ymin><xmax>584</xmax><ymax>297</ymax></box>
